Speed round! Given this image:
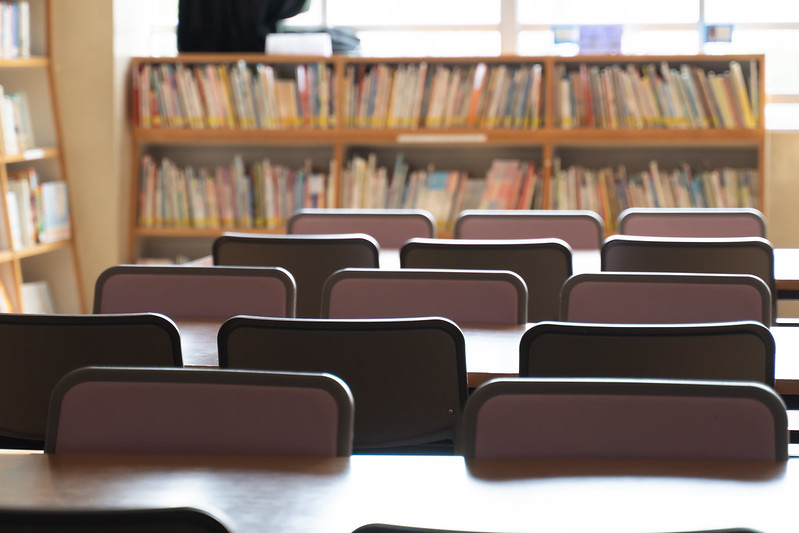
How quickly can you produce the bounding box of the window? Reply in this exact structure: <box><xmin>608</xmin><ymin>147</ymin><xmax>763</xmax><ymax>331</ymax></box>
<box><xmin>147</xmin><ymin>0</ymin><xmax>799</xmax><ymax>129</ymax></box>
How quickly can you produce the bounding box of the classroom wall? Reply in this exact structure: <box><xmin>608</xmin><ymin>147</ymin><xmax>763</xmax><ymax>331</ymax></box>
<box><xmin>50</xmin><ymin>0</ymin><xmax>144</xmax><ymax>309</ymax></box>
<box><xmin>48</xmin><ymin>0</ymin><xmax>799</xmax><ymax>311</ymax></box>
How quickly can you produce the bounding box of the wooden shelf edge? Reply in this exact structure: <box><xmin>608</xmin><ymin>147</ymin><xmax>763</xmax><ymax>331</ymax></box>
<box><xmin>133</xmin><ymin>127</ymin><xmax>764</xmax><ymax>147</ymax></box>
<box><xmin>134</xmin><ymin>227</ymin><xmax>286</xmax><ymax>238</ymax></box>
<box><xmin>13</xmin><ymin>239</ymin><xmax>72</xmax><ymax>259</ymax></box>
<box><xmin>0</xmin><ymin>56</ymin><xmax>49</xmax><ymax>68</ymax></box>
<box><xmin>1</xmin><ymin>147</ymin><xmax>59</xmax><ymax>164</ymax></box>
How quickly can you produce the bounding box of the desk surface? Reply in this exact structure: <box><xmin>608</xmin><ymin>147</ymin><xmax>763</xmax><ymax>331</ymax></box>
<box><xmin>577</xmin><ymin>247</ymin><xmax>799</xmax><ymax>293</ymax></box>
<box><xmin>177</xmin><ymin>320</ymin><xmax>799</xmax><ymax>394</ymax></box>
<box><xmin>0</xmin><ymin>452</ymin><xmax>795</xmax><ymax>533</ymax></box>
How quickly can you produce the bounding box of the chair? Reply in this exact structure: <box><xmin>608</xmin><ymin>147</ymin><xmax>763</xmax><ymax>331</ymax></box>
<box><xmin>213</xmin><ymin>233</ymin><xmax>379</xmax><ymax>317</ymax></box>
<box><xmin>93</xmin><ymin>264</ymin><xmax>296</xmax><ymax>319</ymax></box>
<box><xmin>520</xmin><ymin>320</ymin><xmax>775</xmax><ymax>387</ymax></box>
<box><xmin>561</xmin><ymin>272</ymin><xmax>772</xmax><ymax>325</ymax></box>
<box><xmin>617</xmin><ymin>207</ymin><xmax>767</xmax><ymax>238</ymax></box>
<box><xmin>219</xmin><ymin>316</ymin><xmax>467</xmax><ymax>451</ymax></box>
<box><xmin>0</xmin><ymin>313</ymin><xmax>181</xmax><ymax>448</ymax></box>
<box><xmin>601</xmin><ymin>235</ymin><xmax>776</xmax><ymax>321</ymax></box>
<box><xmin>45</xmin><ymin>366</ymin><xmax>354</xmax><ymax>456</ymax></box>
<box><xmin>400</xmin><ymin>237</ymin><xmax>571</xmax><ymax>321</ymax></box>
<box><xmin>322</xmin><ymin>268</ymin><xmax>527</xmax><ymax>325</ymax></box>
<box><xmin>458</xmin><ymin>377</ymin><xmax>788</xmax><ymax>460</ymax></box>
<box><xmin>0</xmin><ymin>506</ymin><xmax>230</xmax><ymax>532</ymax></box>
<box><xmin>454</xmin><ymin>209</ymin><xmax>604</xmax><ymax>250</ymax></box>
<box><xmin>287</xmin><ymin>208</ymin><xmax>436</xmax><ymax>250</ymax></box>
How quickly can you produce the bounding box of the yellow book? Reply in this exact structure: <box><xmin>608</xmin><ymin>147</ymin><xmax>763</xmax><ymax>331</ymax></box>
<box><xmin>708</xmin><ymin>73</ymin><xmax>735</xmax><ymax>129</ymax></box>
<box><xmin>217</xmin><ymin>65</ymin><xmax>237</xmax><ymax>129</ymax></box>
<box><xmin>729</xmin><ymin>61</ymin><xmax>757</xmax><ymax>129</ymax></box>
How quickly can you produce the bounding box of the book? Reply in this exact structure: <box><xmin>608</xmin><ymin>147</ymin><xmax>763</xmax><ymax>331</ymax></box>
<box><xmin>21</xmin><ymin>280</ymin><xmax>55</xmax><ymax>314</ymax></box>
<box><xmin>38</xmin><ymin>180</ymin><xmax>71</xmax><ymax>243</ymax></box>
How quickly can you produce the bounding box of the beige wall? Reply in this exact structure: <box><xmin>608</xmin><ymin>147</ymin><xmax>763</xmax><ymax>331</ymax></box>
<box><xmin>48</xmin><ymin>3</ymin><xmax>799</xmax><ymax>311</ymax></box>
<box><xmin>50</xmin><ymin>0</ymin><xmax>145</xmax><ymax>309</ymax></box>
<box><xmin>767</xmin><ymin>131</ymin><xmax>799</xmax><ymax>247</ymax></box>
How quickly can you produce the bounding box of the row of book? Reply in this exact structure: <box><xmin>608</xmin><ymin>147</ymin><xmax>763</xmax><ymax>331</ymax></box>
<box><xmin>0</xmin><ymin>1</ymin><xmax>30</xmax><ymax>60</ymax></box>
<box><xmin>549</xmin><ymin>159</ymin><xmax>759</xmax><ymax>232</ymax></box>
<box><xmin>4</xmin><ymin>167</ymin><xmax>71</xmax><ymax>249</ymax></box>
<box><xmin>134</xmin><ymin>62</ymin><xmax>335</xmax><ymax>130</ymax></box>
<box><xmin>137</xmin><ymin>155</ymin><xmax>332</xmax><ymax>230</ymax></box>
<box><xmin>0</xmin><ymin>86</ymin><xmax>34</xmax><ymax>155</ymax></box>
<box><xmin>343</xmin><ymin>62</ymin><xmax>545</xmax><ymax>130</ymax></box>
<box><xmin>554</xmin><ymin>60</ymin><xmax>759</xmax><ymax>130</ymax></box>
<box><xmin>340</xmin><ymin>154</ymin><xmax>543</xmax><ymax>227</ymax></box>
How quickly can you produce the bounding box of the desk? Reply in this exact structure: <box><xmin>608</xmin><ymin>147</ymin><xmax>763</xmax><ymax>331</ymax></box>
<box><xmin>575</xmin><ymin>247</ymin><xmax>799</xmax><ymax>298</ymax></box>
<box><xmin>0</xmin><ymin>452</ymin><xmax>795</xmax><ymax>533</ymax></box>
<box><xmin>464</xmin><ymin>324</ymin><xmax>799</xmax><ymax>394</ymax></box>
<box><xmin>775</xmin><ymin>248</ymin><xmax>799</xmax><ymax>298</ymax></box>
<box><xmin>177</xmin><ymin>320</ymin><xmax>799</xmax><ymax>394</ymax></box>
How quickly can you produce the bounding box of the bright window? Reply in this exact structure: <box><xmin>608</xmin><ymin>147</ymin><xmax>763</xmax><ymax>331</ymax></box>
<box><xmin>149</xmin><ymin>1</ymin><xmax>799</xmax><ymax>129</ymax></box>
<box><xmin>518</xmin><ymin>0</ymin><xmax>698</xmax><ymax>24</ymax></box>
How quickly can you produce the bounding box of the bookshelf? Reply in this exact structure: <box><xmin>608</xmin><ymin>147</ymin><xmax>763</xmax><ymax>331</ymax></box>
<box><xmin>129</xmin><ymin>53</ymin><xmax>765</xmax><ymax>263</ymax></box>
<box><xmin>0</xmin><ymin>0</ymin><xmax>83</xmax><ymax>313</ymax></box>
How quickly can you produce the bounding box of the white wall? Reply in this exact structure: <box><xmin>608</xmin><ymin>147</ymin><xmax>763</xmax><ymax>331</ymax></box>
<box><xmin>50</xmin><ymin>0</ymin><xmax>148</xmax><ymax>310</ymax></box>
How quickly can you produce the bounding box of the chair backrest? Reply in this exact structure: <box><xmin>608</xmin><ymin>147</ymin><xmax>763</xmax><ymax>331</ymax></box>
<box><xmin>45</xmin><ymin>367</ymin><xmax>354</xmax><ymax>456</ymax></box>
<box><xmin>601</xmin><ymin>235</ymin><xmax>776</xmax><ymax>321</ymax></box>
<box><xmin>0</xmin><ymin>507</ymin><xmax>230</xmax><ymax>532</ymax></box>
<box><xmin>618</xmin><ymin>208</ymin><xmax>767</xmax><ymax>238</ymax></box>
<box><xmin>322</xmin><ymin>268</ymin><xmax>527</xmax><ymax>325</ymax></box>
<box><xmin>287</xmin><ymin>208</ymin><xmax>436</xmax><ymax>250</ymax></box>
<box><xmin>213</xmin><ymin>233</ymin><xmax>379</xmax><ymax>317</ymax></box>
<box><xmin>459</xmin><ymin>378</ymin><xmax>788</xmax><ymax>460</ymax></box>
<box><xmin>561</xmin><ymin>272</ymin><xmax>772</xmax><ymax>325</ymax></box>
<box><xmin>219</xmin><ymin>316</ymin><xmax>467</xmax><ymax>450</ymax></box>
<box><xmin>94</xmin><ymin>265</ymin><xmax>296</xmax><ymax>319</ymax></box>
<box><xmin>0</xmin><ymin>313</ymin><xmax>181</xmax><ymax>445</ymax></box>
<box><xmin>520</xmin><ymin>321</ymin><xmax>775</xmax><ymax>387</ymax></box>
<box><xmin>400</xmin><ymin>237</ymin><xmax>571</xmax><ymax>321</ymax></box>
<box><xmin>454</xmin><ymin>209</ymin><xmax>604</xmax><ymax>250</ymax></box>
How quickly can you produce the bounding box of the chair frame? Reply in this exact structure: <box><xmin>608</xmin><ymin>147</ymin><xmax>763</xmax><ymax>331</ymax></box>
<box><xmin>617</xmin><ymin>207</ymin><xmax>767</xmax><ymax>238</ymax></box>
<box><xmin>218</xmin><ymin>315</ymin><xmax>468</xmax><ymax>449</ymax></box>
<box><xmin>212</xmin><ymin>232</ymin><xmax>380</xmax><ymax>317</ymax></box>
<box><xmin>458</xmin><ymin>377</ymin><xmax>789</xmax><ymax>460</ymax></box>
<box><xmin>0</xmin><ymin>506</ymin><xmax>230</xmax><ymax>532</ymax></box>
<box><xmin>287</xmin><ymin>208</ymin><xmax>436</xmax><ymax>249</ymax></box>
<box><xmin>93</xmin><ymin>264</ymin><xmax>297</xmax><ymax>318</ymax></box>
<box><xmin>213</xmin><ymin>232</ymin><xmax>381</xmax><ymax>261</ymax></box>
<box><xmin>600</xmin><ymin>234</ymin><xmax>776</xmax><ymax>319</ymax></box>
<box><xmin>321</xmin><ymin>268</ymin><xmax>528</xmax><ymax>324</ymax></box>
<box><xmin>454</xmin><ymin>209</ymin><xmax>604</xmax><ymax>250</ymax></box>
<box><xmin>519</xmin><ymin>320</ymin><xmax>776</xmax><ymax>387</ymax></box>
<box><xmin>45</xmin><ymin>366</ymin><xmax>355</xmax><ymax>456</ymax></box>
<box><xmin>0</xmin><ymin>312</ymin><xmax>182</xmax><ymax>444</ymax></box>
<box><xmin>400</xmin><ymin>237</ymin><xmax>571</xmax><ymax>322</ymax></box>
<box><xmin>560</xmin><ymin>272</ymin><xmax>773</xmax><ymax>326</ymax></box>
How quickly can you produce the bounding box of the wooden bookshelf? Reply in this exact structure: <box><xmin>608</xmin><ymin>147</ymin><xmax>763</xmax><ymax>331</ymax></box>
<box><xmin>0</xmin><ymin>0</ymin><xmax>83</xmax><ymax>312</ymax></box>
<box><xmin>128</xmin><ymin>53</ymin><xmax>766</xmax><ymax>263</ymax></box>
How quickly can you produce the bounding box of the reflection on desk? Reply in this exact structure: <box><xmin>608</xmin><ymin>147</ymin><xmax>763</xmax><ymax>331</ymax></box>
<box><xmin>0</xmin><ymin>453</ymin><xmax>794</xmax><ymax>533</ymax></box>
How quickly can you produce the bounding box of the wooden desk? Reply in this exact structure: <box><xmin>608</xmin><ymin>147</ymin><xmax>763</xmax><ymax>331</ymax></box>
<box><xmin>576</xmin><ymin>247</ymin><xmax>799</xmax><ymax>298</ymax></box>
<box><xmin>464</xmin><ymin>323</ymin><xmax>799</xmax><ymax>395</ymax></box>
<box><xmin>0</xmin><ymin>452</ymin><xmax>795</xmax><ymax>533</ymax></box>
<box><xmin>775</xmin><ymin>248</ymin><xmax>799</xmax><ymax>298</ymax></box>
<box><xmin>177</xmin><ymin>320</ymin><xmax>799</xmax><ymax>395</ymax></box>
